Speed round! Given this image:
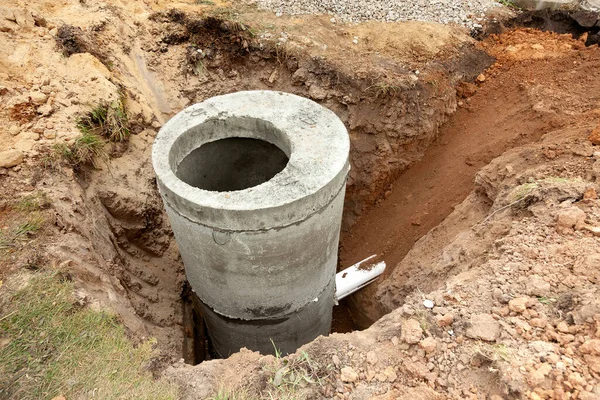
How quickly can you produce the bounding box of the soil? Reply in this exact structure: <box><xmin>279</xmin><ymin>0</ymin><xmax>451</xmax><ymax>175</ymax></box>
<box><xmin>2</xmin><ymin>0</ymin><xmax>600</xmax><ymax>399</ymax></box>
<box><xmin>342</xmin><ymin>27</ymin><xmax>600</xmax><ymax>328</ymax></box>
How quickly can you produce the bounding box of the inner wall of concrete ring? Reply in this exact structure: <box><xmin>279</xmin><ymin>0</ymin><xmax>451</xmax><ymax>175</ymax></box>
<box><xmin>153</xmin><ymin>91</ymin><xmax>350</xmax><ymax>356</ymax></box>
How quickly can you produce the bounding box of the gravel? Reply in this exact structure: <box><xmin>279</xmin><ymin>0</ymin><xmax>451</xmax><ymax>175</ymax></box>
<box><xmin>256</xmin><ymin>0</ymin><xmax>501</xmax><ymax>29</ymax></box>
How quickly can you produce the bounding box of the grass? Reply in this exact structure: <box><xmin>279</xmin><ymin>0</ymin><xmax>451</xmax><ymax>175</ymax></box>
<box><xmin>77</xmin><ymin>98</ymin><xmax>130</xmax><ymax>142</ymax></box>
<box><xmin>0</xmin><ymin>214</ymin><xmax>45</xmax><ymax>252</ymax></box>
<box><xmin>51</xmin><ymin>130</ymin><xmax>106</xmax><ymax>170</ymax></box>
<box><xmin>538</xmin><ymin>296</ymin><xmax>557</xmax><ymax>305</ymax></box>
<box><xmin>497</xmin><ymin>0</ymin><xmax>522</xmax><ymax>10</ymax></box>
<box><xmin>366</xmin><ymin>82</ymin><xmax>401</xmax><ymax>98</ymax></box>
<box><xmin>0</xmin><ymin>271</ymin><xmax>178</xmax><ymax>400</ymax></box>
<box><xmin>14</xmin><ymin>192</ymin><xmax>51</xmax><ymax>213</ymax></box>
<box><xmin>261</xmin><ymin>342</ymin><xmax>330</xmax><ymax>400</ymax></box>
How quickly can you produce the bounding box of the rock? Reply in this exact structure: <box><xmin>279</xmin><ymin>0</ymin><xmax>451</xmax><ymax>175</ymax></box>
<box><xmin>13</xmin><ymin>9</ymin><xmax>35</xmax><ymax>30</ymax></box>
<box><xmin>526</xmin><ymin>275</ymin><xmax>551</xmax><ymax>297</ymax></box>
<box><xmin>0</xmin><ymin>150</ymin><xmax>24</xmax><ymax>168</ymax></box>
<box><xmin>476</xmin><ymin>73</ymin><xmax>486</xmax><ymax>83</ymax></box>
<box><xmin>383</xmin><ymin>366</ymin><xmax>397</xmax><ymax>382</ymax></box>
<box><xmin>308</xmin><ymin>84</ymin><xmax>327</xmax><ymax>100</ymax></box>
<box><xmin>332</xmin><ymin>354</ymin><xmax>340</xmax><ymax>367</ymax></box>
<box><xmin>19</xmin><ymin>131</ymin><xmax>39</xmax><ymax>141</ymax></box>
<box><xmin>401</xmin><ymin>319</ymin><xmax>423</xmax><ymax>344</ymax></box>
<box><xmin>509</xmin><ymin>297</ymin><xmax>530</xmax><ymax>313</ymax></box>
<box><xmin>366</xmin><ymin>351</ymin><xmax>377</xmax><ymax>365</ymax></box>
<box><xmin>530</xmin><ymin>318</ymin><xmax>548</xmax><ymax>328</ymax></box>
<box><xmin>37</xmin><ymin>104</ymin><xmax>54</xmax><ymax>116</ymax></box>
<box><xmin>340</xmin><ymin>366</ymin><xmax>358</xmax><ymax>383</ymax></box>
<box><xmin>8</xmin><ymin>125</ymin><xmax>20</xmax><ymax>136</ymax></box>
<box><xmin>528</xmin><ymin>363</ymin><xmax>552</xmax><ymax>386</ymax></box>
<box><xmin>29</xmin><ymin>91</ymin><xmax>47</xmax><ymax>104</ymax></box>
<box><xmin>556</xmin><ymin>207</ymin><xmax>586</xmax><ymax>231</ymax></box>
<box><xmin>573</xmin><ymin>254</ymin><xmax>600</xmax><ymax>283</ymax></box>
<box><xmin>419</xmin><ymin>337</ymin><xmax>438</xmax><ymax>354</ymax></box>
<box><xmin>580</xmin><ymin>339</ymin><xmax>600</xmax><ymax>355</ymax></box>
<box><xmin>556</xmin><ymin>321</ymin><xmax>569</xmax><ymax>333</ymax></box>
<box><xmin>584</xmin><ymin>187</ymin><xmax>598</xmax><ymax>201</ymax></box>
<box><xmin>589</xmin><ymin>123</ymin><xmax>600</xmax><ymax>145</ymax></box>
<box><xmin>291</xmin><ymin>67</ymin><xmax>309</xmax><ymax>85</ymax></box>
<box><xmin>436</xmin><ymin>313</ymin><xmax>454</xmax><ymax>327</ymax></box>
<box><xmin>466</xmin><ymin>313</ymin><xmax>501</xmax><ymax>342</ymax></box>
<box><xmin>44</xmin><ymin>130</ymin><xmax>56</xmax><ymax>140</ymax></box>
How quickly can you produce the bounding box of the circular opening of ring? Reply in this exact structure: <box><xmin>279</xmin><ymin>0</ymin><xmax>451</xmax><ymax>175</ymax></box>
<box><xmin>175</xmin><ymin>137</ymin><xmax>289</xmax><ymax>192</ymax></box>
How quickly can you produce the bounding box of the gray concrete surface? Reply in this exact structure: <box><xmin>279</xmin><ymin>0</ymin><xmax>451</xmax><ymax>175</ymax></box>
<box><xmin>152</xmin><ymin>91</ymin><xmax>350</xmax><ymax>355</ymax></box>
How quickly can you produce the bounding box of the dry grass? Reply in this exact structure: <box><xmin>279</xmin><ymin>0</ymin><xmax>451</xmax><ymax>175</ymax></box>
<box><xmin>50</xmin><ymin>130</ymin><xmax>107</xmax><ymax>170</ymax></box>
<box><xmin>78</xmin><ymin>98</ymin><xmax>130</xmax><ymax>142</ymax></box>
<box><xmin>0</xmin><ymin>271</ymin><xmax>178</xmax><ymax>399</ymax></box>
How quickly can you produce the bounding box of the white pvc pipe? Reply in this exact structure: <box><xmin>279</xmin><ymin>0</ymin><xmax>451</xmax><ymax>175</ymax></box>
<box><xmin>335</xmin><ymin>255</ymin><xmax>386</xmax><ymax>302</ymax></box>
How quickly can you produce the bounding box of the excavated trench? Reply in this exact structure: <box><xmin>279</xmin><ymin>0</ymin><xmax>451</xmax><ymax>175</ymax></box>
<box><xmin>66</xmin><ymin>8</ymin><xmax>600</xmax><ymax>365</ymax></box>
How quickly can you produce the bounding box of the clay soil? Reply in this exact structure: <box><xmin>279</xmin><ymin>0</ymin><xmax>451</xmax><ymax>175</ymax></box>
<box><xmin>2</xmin><ymin>0</ymin><xmax>600</xmax><ymax>399</ymax></box>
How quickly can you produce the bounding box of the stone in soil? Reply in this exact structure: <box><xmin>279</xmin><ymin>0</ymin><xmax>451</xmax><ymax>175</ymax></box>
<box><xmin>0</xmin><ymin>150</ymin><xmax>24</xmax><ymax>168</ymax></box>
<box><xmin>466</xmin><ymin>313</ymin><xmax>501</xmax><ymax>342</ymax></box>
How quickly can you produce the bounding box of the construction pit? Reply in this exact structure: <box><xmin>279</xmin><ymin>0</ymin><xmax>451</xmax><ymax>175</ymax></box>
<box><xmin>1</xmin><ymin>0</ymin><xmax>600</xmax><ymax>399</ymax></box>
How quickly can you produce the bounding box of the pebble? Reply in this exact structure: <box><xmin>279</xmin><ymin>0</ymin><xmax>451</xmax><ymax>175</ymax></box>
<box><xmin>340</xmin><ymin>366</ymin><xmax>358</xmax><ymax>383</ymax></box>
<box><xmin>401</xmin><ymin>318</ymin><xmax>423</xmax><ymax>344</ymax></box>
<box><xmin>257</xmin><ymin>0</ymin><xmax>497</xmax><ymax>29</ymax></box>
<box><xmin>465</xmin><ymin>313</ymin><xmax>501</xmax><ymax>342</ymax></box>
<box><xmin>0</xmin><ymin>149</ymin><xmax>24</xmax><ymax>168</ymax></box>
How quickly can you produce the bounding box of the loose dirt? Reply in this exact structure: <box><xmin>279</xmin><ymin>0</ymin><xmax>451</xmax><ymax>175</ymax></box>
<box><xmin>2</xmin><ymin>0</ymin><xmax>600</xmax><ymax>398</ymax></box>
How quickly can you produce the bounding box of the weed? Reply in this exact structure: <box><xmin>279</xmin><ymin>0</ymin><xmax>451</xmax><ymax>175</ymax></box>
<box><xmin>52</xmin><ymin>130</ymin><xmax>106</xmax><ymax>169</ymax></box>
<box><xmin>196</xmin><ymin>0</ymin><xmax>216</xmax><ymax>4</ymax></box>
<box><xmin>538</xmin><ymin>296</ymin><xmax>557</xmax><ymax>305</ymax></box>
<box><xmin>263</xmin><ymin>347</ymin><xmax>330</xmax><ymax>400</ymax></box>
<box><xmin>0</xmin><ymin>214</ymin><xmax>45</xmax><ymax>251</ymax></box>
<box><xmin>366</xmin><ymin>82</ymin><xmax>401</xmax><ymax>98</ymax></box>
<box><xmin>0</xmin><ymin>271</ymin><xmax>179</xmax><ymax>399</ymax></box>
<box><xmin>14</xmin><ymin>192</ymin><xmax>51</xmax><ymax>212</ymax></box>
<box><xmin>497</xmin><ymin>0</ymin><xmax>522</xmax><ymax>10</ymax></box>
<box><xmin>510</xmin><ymin>182</ymin><xmax>539</xmax><ymax>202</ymax></box>
<box><xmin>78</xmin><ymin>97</ymin><xmax>130</xmax><ymax>142</ymax></box>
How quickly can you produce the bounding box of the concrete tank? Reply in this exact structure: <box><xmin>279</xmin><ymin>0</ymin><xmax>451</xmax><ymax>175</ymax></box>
<box><xmin>152</xmin><ymin>91</ymin><xmax>350</xmax><ymax>356</ymax></box>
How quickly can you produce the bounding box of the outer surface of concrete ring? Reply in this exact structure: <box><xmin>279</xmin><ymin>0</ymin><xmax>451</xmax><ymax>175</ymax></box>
<box><xmin>152</xmin><ymin>90</ymin><xmax>350</xmax><ymax>323</ymax></box>
<box><xmin>152</xmin><ymin>90</ymin><xmax>350</xmax><ymax>231</ymax></box>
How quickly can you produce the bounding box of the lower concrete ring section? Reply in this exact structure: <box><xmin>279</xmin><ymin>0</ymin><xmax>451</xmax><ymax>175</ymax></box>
<box><xmin>199</xmin><ymin>278</ymin><xmax>336</xmax><ymax>357</ymax></box>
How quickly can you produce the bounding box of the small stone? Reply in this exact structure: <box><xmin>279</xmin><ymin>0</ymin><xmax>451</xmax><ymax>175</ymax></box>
<box><xmin>419</xmin><ymin>337</ymin><xmax>438</xmax><ymax>354</ymax></box>
<box><xmin>589</xmin><ymin>123</ymin><xmax>600</xmax><ymax>145</ymax></box>
<box><xmin>526</xmin><ymin>275</ymin><xmax>551</xmax><ymax>297</ymax></box>
<box><xmin>332</xmin><ymin>354</ymin><xmax>340</xmax><ymax>367</ymax></box>
<box><xmin>509</xmin><ymin>297</ymin><xmax>530</xmax><ymax>313</ymax></box>
<box><xmin>466</xmin><ymin>313</ymin><xmax>501</xmax><ymax>342</ymax></box>
<box><xmin>308</xmin><ymin>85</ymin><xmax>327</xmax><ymax>101</ymax></box>
<box><xmin>37</xmin><ymin>104</ymin><xmax>54</xmax><ymax>116</ymax></box>
<box><xmin>0</xmin><ymin>150</ymin><xmax>24</xmax><ymax>168</ymax></box>
<box><xmin>528</xmin><ymin>363</ymin><xmax>552</xmax><ymax>386</ymax></box>
<box><xmin>401</xmin><ymin>319</ymin><xmax>423</xmax><ymax>344</ymax></box>
<box><xmin>390</xmin><ymin>336</ymin><xmax>399</xmax><ymax>346</ymax></box>
<box><xmin>9</xmin><ymin>125</ymin><xmax>20</xmax><ymax>136</ymax></box>
<box><xmin>584</xmin><ymin>187</ymin><xmax>598</xmax><ymax>201</ymax></box>
<box><xmin>556</xmin><ymin>207</ymin><xmax>587</xmax><ymax>231</ymax></box>
<box><xmin>476</xmin><ymin>73</ymin><xmax>486</xmax><ymax>83</ymax></box>
<box><xmin>556</xmin><ymin>321</ymin><xmax>570</xmax><ymax>333</ymax></box>
<box><xmin>436</xmin><ymin>313</ymin><xmax>454</xmax><ymax>327</ymax></box>
<box><xmin>20</xmin><ymin>131</ymin><xmax>40</xmax><ymax>141</ymax></box>
<box><xmin>29</xmin><ymin>91</ymin><xmax>47</xmax><ymax>105</ymax></box>
<box><xmin>580</xmin><ymin>339</ymin><xmax>600</xmax><ymax>355</ymax></box>
<box><xmin>383</xmin><ymin>366</ymin><xmax>397</xmax><ymax>382</ymax></box>
<box><xmin>44</xmin><ymin>130</ymin><xmax>56</xmax><ymax>139</ymax></box>
<box><xmin>530</xmin><ymin>318</ymin><xmax>548</xmax><ymax>328</ymax></box>
<box><xmin>366</xmin><ymin>351</ymin><xmax>377</xmax><ymax>365</ymax></box>
<box><xmin>423</xmin><ymin>299</ymin><xmax>434</xmax><ymax>309</ymax></box>
<box><xmin>374</xmin><ymin>373</ymin><xmax>387</xmax><ymax>382</ymax></box>
<box><xmin>340</xmin><ymin>366</ymin><xmax>358</xmax><ymax>383</ymax></box>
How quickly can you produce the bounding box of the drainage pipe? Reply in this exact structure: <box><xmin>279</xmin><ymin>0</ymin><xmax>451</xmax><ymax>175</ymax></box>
<box><xmin>152</xmin><ymin>91</ymin><xmax>350</xmax><ymax>356</ymax></box>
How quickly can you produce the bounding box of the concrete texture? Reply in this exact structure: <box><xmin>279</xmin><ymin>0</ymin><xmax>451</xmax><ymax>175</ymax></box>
<box><xmin>152</xmin><ymin>91</ymin><xmax>350</xmax><ymax>355</ymax></box>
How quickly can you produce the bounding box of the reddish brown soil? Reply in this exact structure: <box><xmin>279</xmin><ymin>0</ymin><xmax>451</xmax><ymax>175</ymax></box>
<box><xmin>341</xmin><ymin>29</ymin><xmax>600</xmax><ymax>327</ymax></box>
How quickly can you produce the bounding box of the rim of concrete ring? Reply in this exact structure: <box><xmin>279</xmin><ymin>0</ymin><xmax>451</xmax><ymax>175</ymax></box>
<box><xmin>152</xmin><ymin>91</ymin><xmax>350</xmax><ymax>231</ymax></box>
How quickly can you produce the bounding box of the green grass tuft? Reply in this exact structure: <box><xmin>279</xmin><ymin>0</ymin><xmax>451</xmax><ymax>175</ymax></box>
<box><xmin>78</xmin><ymin>98</ymin><xmax>130</xmax><ymax>142</ymax></box>
<box><xmin>0</xmin><ymin>271</ymin><xmax>178</xmax><ymax>400</ymax></box>
<box><xmin>52</xmin><ymin>130</ymin><xmax>106</xmax><ymax>169</ymax></box>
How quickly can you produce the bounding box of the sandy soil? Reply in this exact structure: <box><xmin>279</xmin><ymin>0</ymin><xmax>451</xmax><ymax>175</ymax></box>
<box><xmin>2</xmin><ymin>0</ymin><xmax>600</xmax><ymax>399</ymax></box>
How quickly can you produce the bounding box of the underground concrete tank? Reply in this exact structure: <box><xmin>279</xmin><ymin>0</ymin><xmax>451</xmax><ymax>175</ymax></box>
<box><xmin>152</xmin><ymin>90</ymin><xmax>350</xmax><ymax>356</ymax></box>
